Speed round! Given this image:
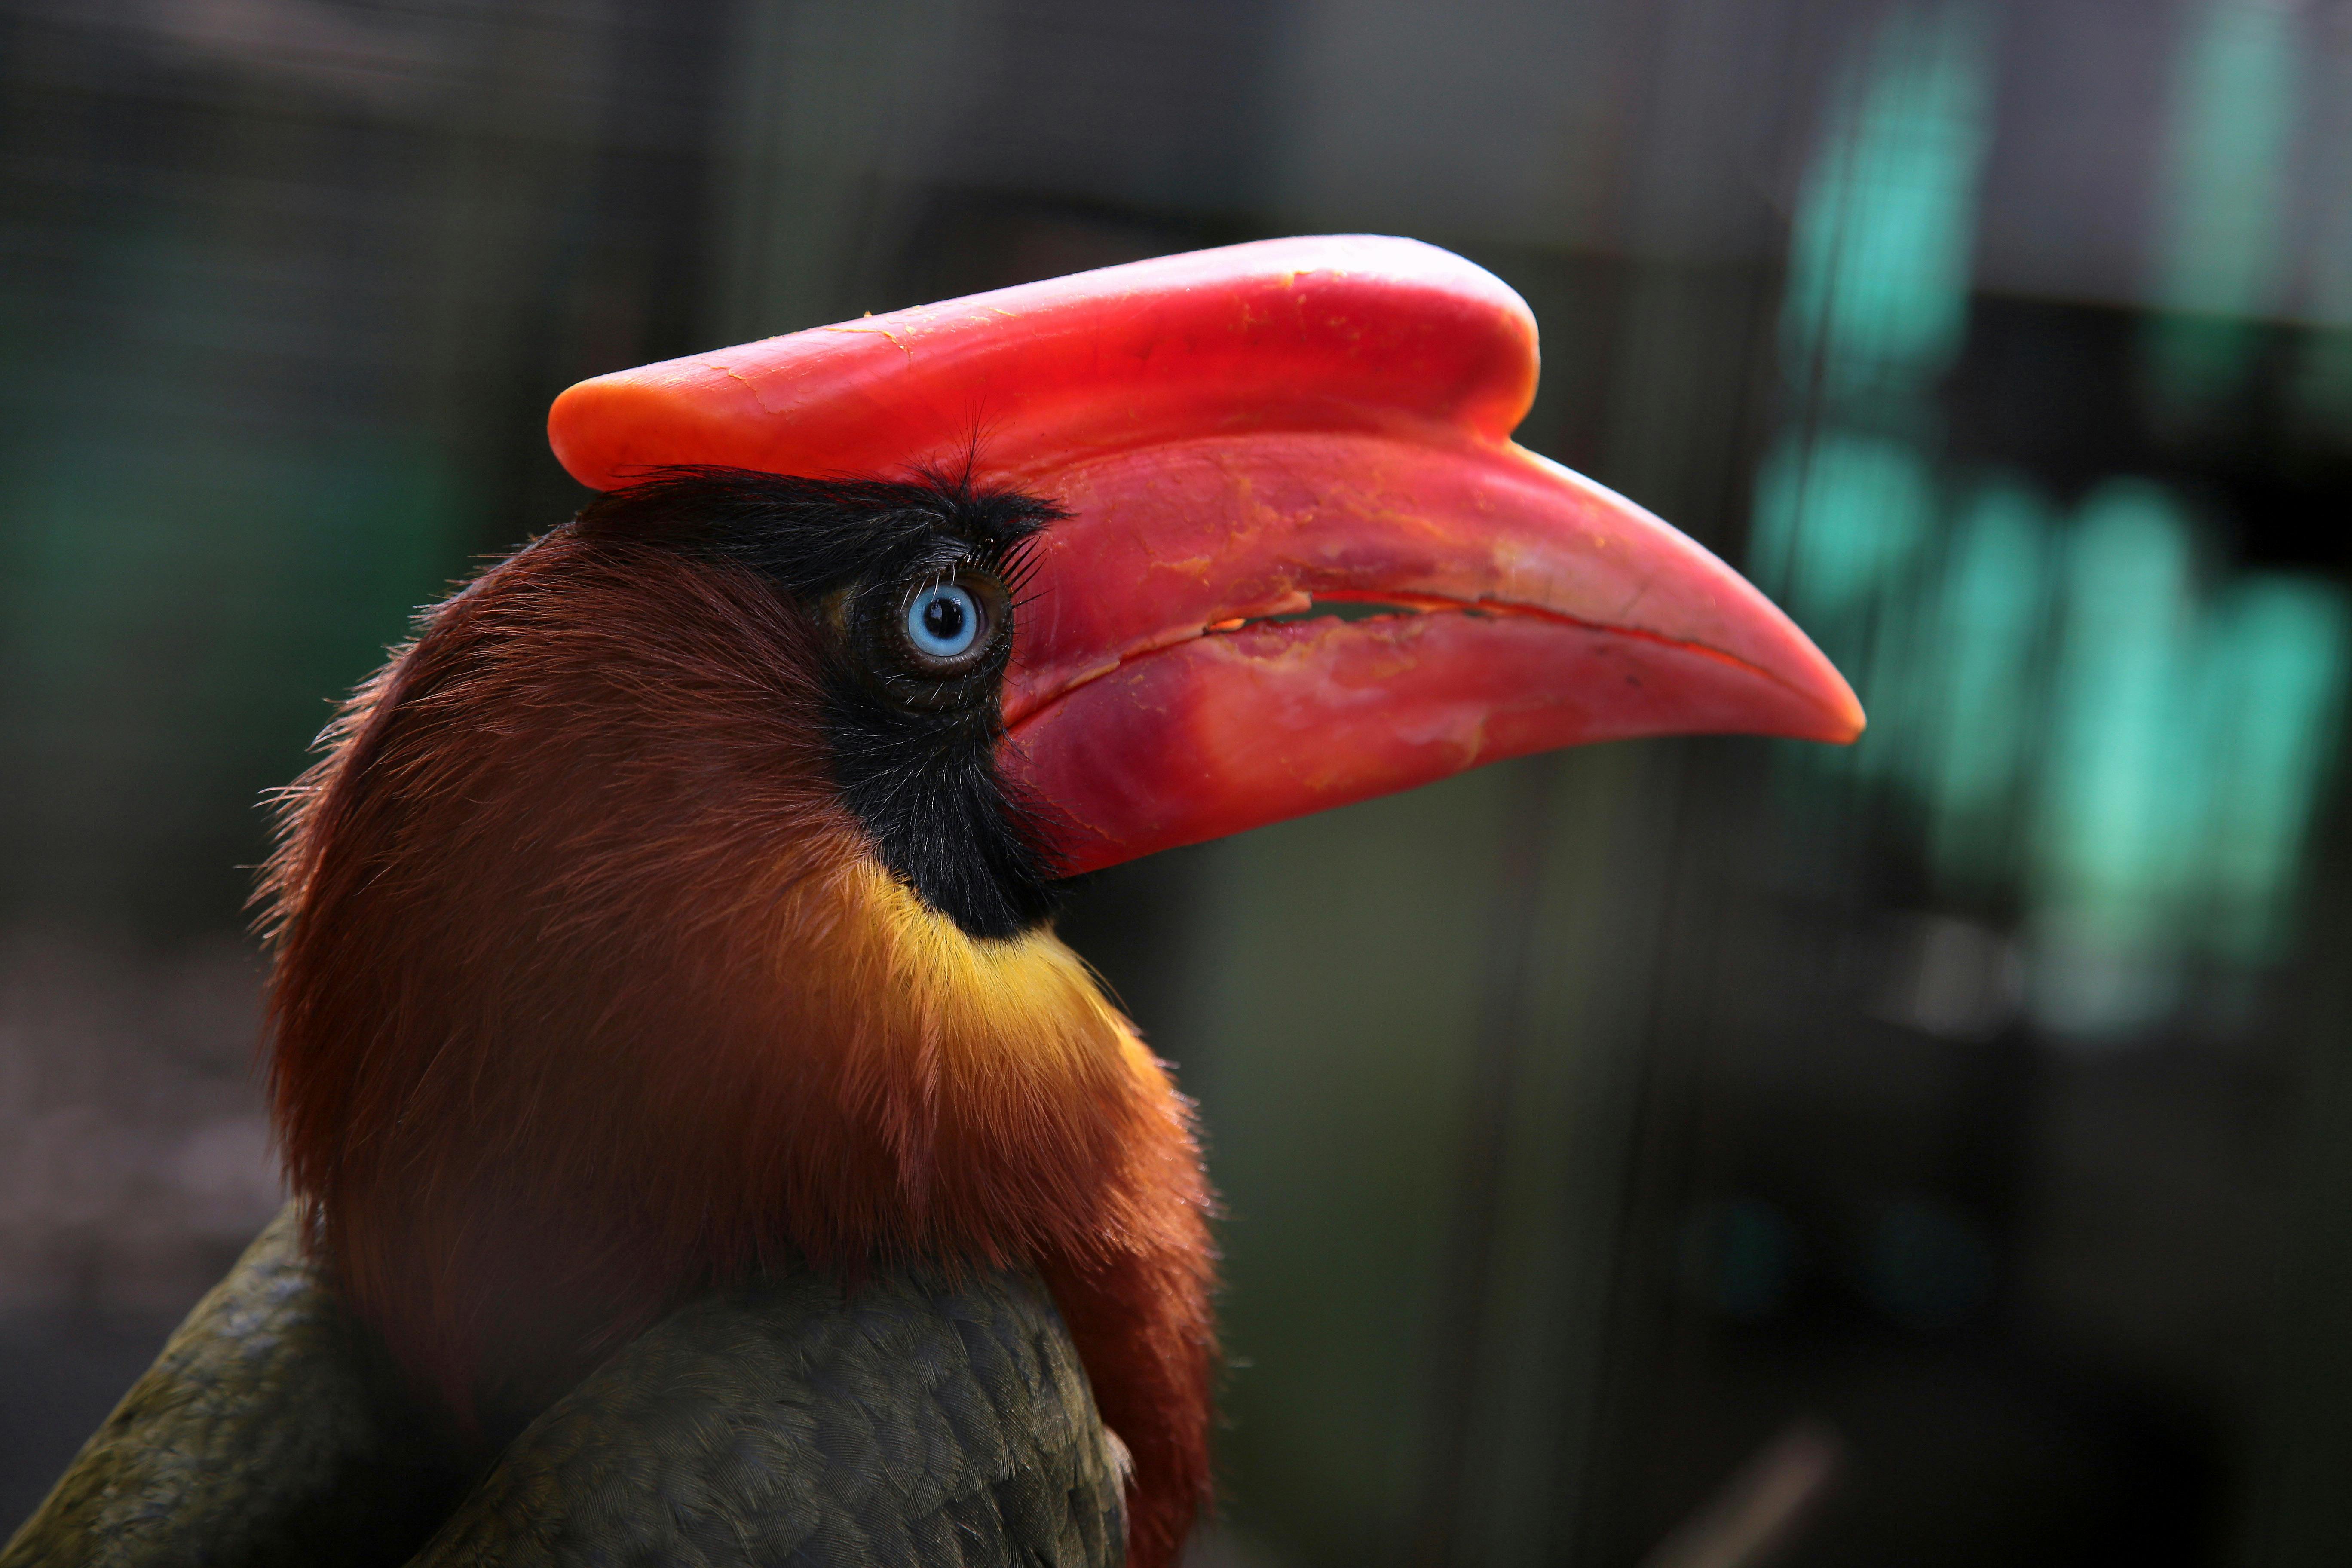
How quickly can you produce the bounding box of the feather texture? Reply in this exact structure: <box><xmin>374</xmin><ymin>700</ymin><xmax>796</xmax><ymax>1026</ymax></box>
<box><xmin>0</xmin><ymin>1206</ymin><xmax>465</xmax><ymax>1568</ymax></box>
<box><xmin>1</xmin><ymin>1204</ymin><xmax>1127</xmax><ymax>1568</ymax></box>
<box><xmin>257</xmin><ymin>522</ymin><xmax>1215</xmax><ymax>1566</ymax></box>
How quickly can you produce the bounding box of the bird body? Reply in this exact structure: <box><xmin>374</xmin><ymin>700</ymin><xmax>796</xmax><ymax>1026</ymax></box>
<box><xmin>7</xmin><ymin>1206</ymin><xmax>1121</xmax><ymax>1568</ymax></box>
<box><xmin>5</xmin><ymin>236</ymin><xmax>1861</xmax><ymax>1568</ymax></box>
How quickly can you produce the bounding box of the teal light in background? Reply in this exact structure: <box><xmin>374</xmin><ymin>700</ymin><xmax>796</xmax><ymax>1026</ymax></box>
<box><xmin>2026</xmin><ymin>489</ymin><xmax>2352</xmax><ymax>1031</ymax></box>
<box><xmin>1751</xmin><ymin>429</ymin><xmax>1937</xmax><ymax>653</ymax></box>
<box><xmin>2196</xmin><ymin>578</ymin><xmax>2352</xmax><ymax>964</ymax></box>
<box><xmin>2145</xmin><ymin>0</ymin><xmax>2300</xmax><ymax>419</ymax></box>
<box><xmin>1921</xmin><ymin>481</ymin><xmax>2054</xmax><ymax>891</ymax></box>
<box><xmin>1756</xmin><ymin>0</ymin><xmax>1992</xmax><ymax>796</ymax></box>
<box><xmin>1759</xmin><ymin>0</ymin><xmax>2352</xmax><ymax>1032</ymax></box>
<box><xmin>2032</xmin><ymin>483</ymin><xmax>2204</xmax><ymax>971</ymax></box>
<box><xmin>1749</xmin><ymin>428</ymin><xmax>1942</xmax><ymax>792</ymax></box>
<box><xmin>1780</xmin><ymin>1</ymin><xmax>1992</xmax><ymax>412</ymax></box>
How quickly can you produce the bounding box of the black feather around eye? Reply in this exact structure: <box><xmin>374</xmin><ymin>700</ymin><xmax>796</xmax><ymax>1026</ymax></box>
<box><xmin>572</xmin><ymin>467</ymin><xmax>1067</xmax><ymax>939</ymax></box>
<box><xmin>579</xmin><ymin>465</ymin><xmax>1054</xmax><ymax>600</ymax></box>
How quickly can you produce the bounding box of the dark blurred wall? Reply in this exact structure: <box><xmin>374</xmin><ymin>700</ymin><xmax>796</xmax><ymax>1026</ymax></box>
<box><xmin>7</xmin><ymin>2</ymin><xmax>2352</xmax><ymax>1565</ymax></box>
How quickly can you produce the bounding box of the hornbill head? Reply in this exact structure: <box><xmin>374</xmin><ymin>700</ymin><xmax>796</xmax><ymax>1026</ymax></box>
<box><xmin>260</xmin><ymin>236</ymin><xmax>1859</xmax><ymax>1568</ymax></box>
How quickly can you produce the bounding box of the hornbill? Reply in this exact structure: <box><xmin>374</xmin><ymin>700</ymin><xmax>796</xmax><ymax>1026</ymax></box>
<box><xmin>4</xmin><ymin>236</ymin><xmax>1860</xmax><ymax>1568</ymax></box>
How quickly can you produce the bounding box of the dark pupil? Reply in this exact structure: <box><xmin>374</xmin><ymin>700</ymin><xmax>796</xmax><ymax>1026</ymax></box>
<box><xmin>923</xmin><ymin>594</ymin><xmax>968</xmax><ymax>643</ymax></box>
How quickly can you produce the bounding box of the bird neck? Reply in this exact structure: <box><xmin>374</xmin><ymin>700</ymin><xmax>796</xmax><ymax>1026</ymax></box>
<box><xmin>257</xmin><ymin>533</ymin><xmax>1204</xmax><ymax>1433</ymax></box>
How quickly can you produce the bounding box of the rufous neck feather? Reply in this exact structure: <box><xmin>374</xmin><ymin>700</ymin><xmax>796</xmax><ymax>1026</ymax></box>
<box><xmin>259</xmin><ymin>530</ymin><xmax>1196</xmax><ymax>1424</ymax></box>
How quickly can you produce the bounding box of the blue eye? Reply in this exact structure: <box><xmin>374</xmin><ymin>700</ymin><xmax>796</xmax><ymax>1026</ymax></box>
<box><xmin>906</xmin><ymin>581</ymin><xmax>983</xmax><ymax>661</ymax></box>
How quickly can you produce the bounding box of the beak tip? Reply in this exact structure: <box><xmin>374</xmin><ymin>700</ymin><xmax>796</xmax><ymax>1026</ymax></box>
<box><xmin>1822</xmin><ymin>690</ymin><xmax>1868</xmax><ymax>745</ymax></box>
<box><xmin>1792</xmin><ymin>673</ymin><xmax>1866</xmax><ymax>746</ymax></box>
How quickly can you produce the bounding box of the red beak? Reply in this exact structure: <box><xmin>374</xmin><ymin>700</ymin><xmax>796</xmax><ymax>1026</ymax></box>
<box><xmin>551</xmin><ymin>236</ymin><xmax>1862</xmax><ymax>877</ymax></box>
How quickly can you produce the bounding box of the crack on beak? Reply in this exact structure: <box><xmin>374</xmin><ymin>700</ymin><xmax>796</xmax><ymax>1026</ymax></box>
<box><xmin>1007</xmin><ymin>589</ymin><xmax>1862</xmax><ymax>744</ymax></box>
<box><xmin>1204</xmin><ymin>597</ymin><xmax>1482</xmax><ymax>634</ymax></box>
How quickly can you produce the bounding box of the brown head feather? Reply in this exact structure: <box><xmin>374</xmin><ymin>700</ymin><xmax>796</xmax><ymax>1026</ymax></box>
<box><xmin>259</xmin><ymin>525</ymin><xmax>1215</xmax><ymax>1566</ymax></box>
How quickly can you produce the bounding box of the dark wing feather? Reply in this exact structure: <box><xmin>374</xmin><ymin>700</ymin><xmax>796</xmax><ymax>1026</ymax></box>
<box><xmin>408</xmin><ymin>1263</ymin><xmax>1125</xmax><ymax>1568</ymax></box>
<box><xmin>3</xmin><ymin>1208</ymin><xmax>1125</xmax><ymax>1568</ymax></box>
<box><xmin>0</xmin><ymin>1204</ymin><xmax>466</xmax><ymax>1568</ymax></box>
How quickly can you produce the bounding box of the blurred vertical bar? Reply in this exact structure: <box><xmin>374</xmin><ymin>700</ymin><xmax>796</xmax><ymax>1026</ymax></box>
<box><xmin>2143</xmin><ymin>0</ymin><xmax>2298</xmax><ymax>430</ymax></box>
<box><xmin>1921</xmin><ymin>478</ymin><xmax>2053</xmax><ymax>895</ymax></box>
<box><xmin>1501</xmin><ymin>4</ymin><xmax>1844</xmax><ymax>1563</ymax></box>
<box><xmin>711</xmin><ymin>0</ymin><xmax>980</xmax><ymax>341</ymax></box>
<box><xmin>1749</xmin><ymin>0</ymin><xmax>1994</xmax><ymax>800</ymax></box>
<box><xmin>2195</xmin><ymin>581</ymin><xmax>2352</xmax><ymax>969</ymax></box>
<box><xmin>2291</xmin><ymin>13</ymin><xmax>2352</xmax><ymax>437</ymax></box>
<box><xmin>1411</xmin><ymin>756</ymin><xmax>1557</xmax><ymax>1568</ymax></box>
<box><xmin>2233</xmin><ymin>708</ymin><xmax>2352</xmax><ymax>1568</ymax></box>
<box><xmin>2028</xmin><ymin>481</ymin><xmax>2203</xmax><ymax>1033</ymax></box>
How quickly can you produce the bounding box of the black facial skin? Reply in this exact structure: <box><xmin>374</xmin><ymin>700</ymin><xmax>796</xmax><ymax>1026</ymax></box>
<box><xmin>572</xmin><ymin>466</ymin><xmax>1068</xmax><ymax>940</ymax></box>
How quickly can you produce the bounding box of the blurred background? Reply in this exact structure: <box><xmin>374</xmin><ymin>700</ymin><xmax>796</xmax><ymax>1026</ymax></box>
<box><xmin>4</xmin><ymin>0</ymin><xmax>2352</xmax><ymax>1562</ymax></box>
